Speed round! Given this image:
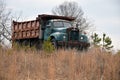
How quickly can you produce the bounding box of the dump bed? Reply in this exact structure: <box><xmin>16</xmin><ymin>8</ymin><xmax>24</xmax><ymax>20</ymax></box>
<box><xmin>12</xmin><ymin>20</ymin><xmax>41</xmax><ymax>40</ymax></box>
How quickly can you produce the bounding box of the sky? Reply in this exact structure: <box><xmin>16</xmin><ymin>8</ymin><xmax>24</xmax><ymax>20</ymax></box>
<box><xmin>6</xmin><ymin>0</ymin><xmax>120</xmax><ymax>50</ymax></box>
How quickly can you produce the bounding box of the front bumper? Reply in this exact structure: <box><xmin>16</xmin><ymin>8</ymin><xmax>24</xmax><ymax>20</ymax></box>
<box><xmin>57</xmin><ymin>41</ymin><xmax>90</xmax><ymax>48</ymax></box>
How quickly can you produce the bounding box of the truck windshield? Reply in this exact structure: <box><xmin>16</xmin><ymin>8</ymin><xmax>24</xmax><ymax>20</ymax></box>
<box><xmin>53</xmin><ymin>21</ymin><xmax>72</xmax><ymax>28</ymax></box>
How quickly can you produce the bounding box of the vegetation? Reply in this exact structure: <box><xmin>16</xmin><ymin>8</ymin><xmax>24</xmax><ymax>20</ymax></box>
<box><xmin>0</xmin><ymin>1</ymin><xmax>119</xmax><ymax>80</ymax></box>
<box><xmin>0</xmin><ymin>47</ymin><xmax>120</xmax><ymax>80</ymax></box>
<box><xmin>92</xmin><ymin>33</ymin><xmax>113</xmax><ymax>50</ymax></box>
<box><xmin>42</xmin><ymin>38</ymin><xmax>55</xmax><ymax>53</ymax></box>
<box><xmin>0</xmin><ymin>0</ymin><xmax>21</xmax><ymax>45</ymax></box>
<box><xmin>91</xmin><ymin>33</ymin><xmax>101</xmax><ymax>46</ymax></box>
<box><xmin>102</xmin><ymin>33</ymin><xmax>113</xmax><ymax>50</ymax></box>
<box><xmin>0</xmin><ymin>0</ymin><xmax>12</xmax><ymax>44</ymax></box>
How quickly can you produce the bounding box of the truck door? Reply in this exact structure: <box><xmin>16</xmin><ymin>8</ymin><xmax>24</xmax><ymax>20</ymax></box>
<box><xmin>44</xmin><ymin>21</ymin><xmax>52</xmax><ymax>40</ymax></box>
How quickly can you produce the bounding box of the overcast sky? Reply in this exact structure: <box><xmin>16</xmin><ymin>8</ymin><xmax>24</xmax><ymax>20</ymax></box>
<box><xmin>6</xmin><ymin>0</ymin><xmax>120</xmax><ymax>50</ymax></box>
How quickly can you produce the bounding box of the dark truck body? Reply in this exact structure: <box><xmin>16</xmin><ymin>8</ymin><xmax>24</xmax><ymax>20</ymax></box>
<box><xmin>12</xmin><ymin>14</ymin><xmax>90</xmax><ymax>49</ymax></box>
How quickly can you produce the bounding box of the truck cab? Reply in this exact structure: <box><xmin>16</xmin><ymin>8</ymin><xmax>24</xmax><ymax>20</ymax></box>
<box><xmin>43</xmin><ymin>19</ymin><xmax>90</xmax><ymax>49</ymax></box>
<box><xmin>44</xmin><ymin>20</ymin><xmax>72</xmax><ymax>41</ymax></box>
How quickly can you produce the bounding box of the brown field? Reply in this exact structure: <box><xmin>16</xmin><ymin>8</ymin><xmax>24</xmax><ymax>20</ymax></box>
<box><xmin>0</xmin><ymin>47</ymin><xmax>120</xmax><ymax>80</ymax></box>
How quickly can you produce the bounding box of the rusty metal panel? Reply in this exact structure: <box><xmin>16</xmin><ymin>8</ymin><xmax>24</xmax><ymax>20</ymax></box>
<box><xmin>35</xmin><ymin>30</ymin><xmax>39</xmax><ymax>37</ymax></box>
<box><xmin>19</xmin><ymin>23</ymin><xmax>22</xmax><ymax>31</ymax></box>
<box><xmin>23</xmin><ymin>23</ymin><xmax>26</xmax><ymax>30</ymax></box>
<box><xmin>26</xmin><ymin>31</ymin><xmax>29</xmax><ymax>37</ymax></box>
<box><xmin>23</xmin><ymin>31</ymin><xmax>26</xmax><ymax>38</ymax></box>
<box><xmin>12</xmin><ymin>20</ymin><xmax>40</xmax><ymax>40</ymax></box>
<box><xmin>14</xmin><ymin>24</ymin><xmax>18</xmax><ymax>31</ymax></box>
<box><xmin>18</xmin><ymin>32</ymin><xmax>22</xmax><ymax>38</ymax></box>
<box><xmin>27</xmin><ymin>22</ymin><xmax>31</xmax><ymax>29</ymax></box>
<box><xmin>31</xmin><ymin>21</ymin><xmax>35</xmax><ymax>28</ymax></box>
<box><xmin>14</xmin><ymin>32</ymin><xmax>17</xmax><ymax>39</ymax></box>
<box><xmin>31</xmin><ymin>30</ymin><xmax>35</xmax><ymax>37</ymax></box>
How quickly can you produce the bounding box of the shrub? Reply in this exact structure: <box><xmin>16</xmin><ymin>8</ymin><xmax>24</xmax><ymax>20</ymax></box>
<box><xmin>12</xmin><ymin>42</ymin><xmax>36</xmax><ymax>52</ymax></box>
<box><xmin>42</xmin><ymin>38</ymin><xmax>55</xmax><ymax>53</ymax></box>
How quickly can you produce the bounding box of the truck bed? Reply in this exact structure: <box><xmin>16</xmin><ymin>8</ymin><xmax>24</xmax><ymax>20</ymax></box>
<box><xmin>12</xmin><ymin>20</ymin><xmax>41</xmax><ymax>40</ymax></box>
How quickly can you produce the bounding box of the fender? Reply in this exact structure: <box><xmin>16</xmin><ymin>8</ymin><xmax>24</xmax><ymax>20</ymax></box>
<box><xmin>79</xmin><ymin>34</ymin><xmax>89</xmax><ymax>42</ymax></box>
<box><xmin>50</xmin><ymin>32</ymin><xmax>67</xmax><ymax>41</ymax></box>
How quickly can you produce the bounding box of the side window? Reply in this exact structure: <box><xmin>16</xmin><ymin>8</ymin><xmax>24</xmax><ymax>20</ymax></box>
<box><xmin>46</xmin><ymin>21</ymin><xmax>51</xmax><ymax>28</ymax></box>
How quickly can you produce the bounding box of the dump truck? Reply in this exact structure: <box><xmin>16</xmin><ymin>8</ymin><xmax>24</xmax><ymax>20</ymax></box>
<box><xmin>12</xmin><ymin>14</ymin><xmax>90</xmax><ymax>49</ymax></box>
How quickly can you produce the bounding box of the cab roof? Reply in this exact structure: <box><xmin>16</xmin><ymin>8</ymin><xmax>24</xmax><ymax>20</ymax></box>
<box><xmin>36</xmin><ymin>14</ymin><xmax>75</xmax><ymax>21</ymax></box>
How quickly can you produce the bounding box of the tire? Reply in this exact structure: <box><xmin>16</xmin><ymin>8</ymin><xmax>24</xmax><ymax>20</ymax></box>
<box><xmin>51</xmin><ymin>38</ymin><xmax>57</xmax><ymax>49</ymax></box>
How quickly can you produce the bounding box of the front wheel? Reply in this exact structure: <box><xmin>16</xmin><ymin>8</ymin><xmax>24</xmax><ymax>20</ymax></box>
<box><xmin>51</xmin><ymin>38</ymin><xmax>58</xmax><ymax>49</ymax></box>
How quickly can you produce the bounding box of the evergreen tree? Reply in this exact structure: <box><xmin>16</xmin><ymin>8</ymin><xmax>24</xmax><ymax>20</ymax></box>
<box><xmin>102</xmin><ymin>33</ymin><xmax>113</xmax><ymax>50</ymax></box>
<box><xmin>91</xmin><ymin>33</ymin><xmax>101</xmax><ymax>46</ymax></box>
<box><xmin>92</xmin><ymin>33</ymin><xmax>113</xmax><ymax>50</ymax></box>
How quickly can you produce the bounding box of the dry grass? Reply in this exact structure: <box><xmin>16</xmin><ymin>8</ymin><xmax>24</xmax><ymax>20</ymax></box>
<box><xmin>0</xmin><ymin>47</ymin><xmax>120</xmax><ymax>80</ymax></box>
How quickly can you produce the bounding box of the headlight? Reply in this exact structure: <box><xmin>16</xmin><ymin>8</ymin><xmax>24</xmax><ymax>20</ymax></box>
<box><xmin>63</xmin><ymin>36</ymin><xmax>66</xmax><ymax>39</ymax></box>
<box><xmin>80</xmin><ymin>36</ymin><xmax>84</xmax><ymax>40</ymax></box>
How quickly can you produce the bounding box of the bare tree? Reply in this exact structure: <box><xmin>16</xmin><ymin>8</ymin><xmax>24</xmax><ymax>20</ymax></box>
<box><xmin>0</xmin><ymin>0</ymin><xmax>24</xmax><ymax>47</ymax></box>
<box><xmin>52</xmin><ymin>1</ymin><xmax>92</xmax><ymax>32</ymax></box>
<box><xmin>0</xmin><ymin>0</ymin><xmax>12</xmax><ymax>46</ymax></box>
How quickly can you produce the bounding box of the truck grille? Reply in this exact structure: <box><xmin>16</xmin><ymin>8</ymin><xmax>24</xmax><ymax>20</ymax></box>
<box><xmin>67</xmin><ymin>27</ymin><xmax>79</xmax><ymax>41</ymax></box>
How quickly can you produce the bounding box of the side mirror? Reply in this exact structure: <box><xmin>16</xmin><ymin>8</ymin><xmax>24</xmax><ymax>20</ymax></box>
<box><xmin>46</xmin><ymin>21</ymin><xmax>51</xmax><ymax>28</ymax></box>
<box><xmin>46</xmin><ymin>24</ymin><xmax>51</xmax><ymax>28</ymax></box>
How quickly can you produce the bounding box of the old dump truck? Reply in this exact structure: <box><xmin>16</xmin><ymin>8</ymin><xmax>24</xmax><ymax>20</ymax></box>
<box><xmin>12</xmin><ymin>14</ymin><xmax>90</xmax><ymax>49</ymax></box>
